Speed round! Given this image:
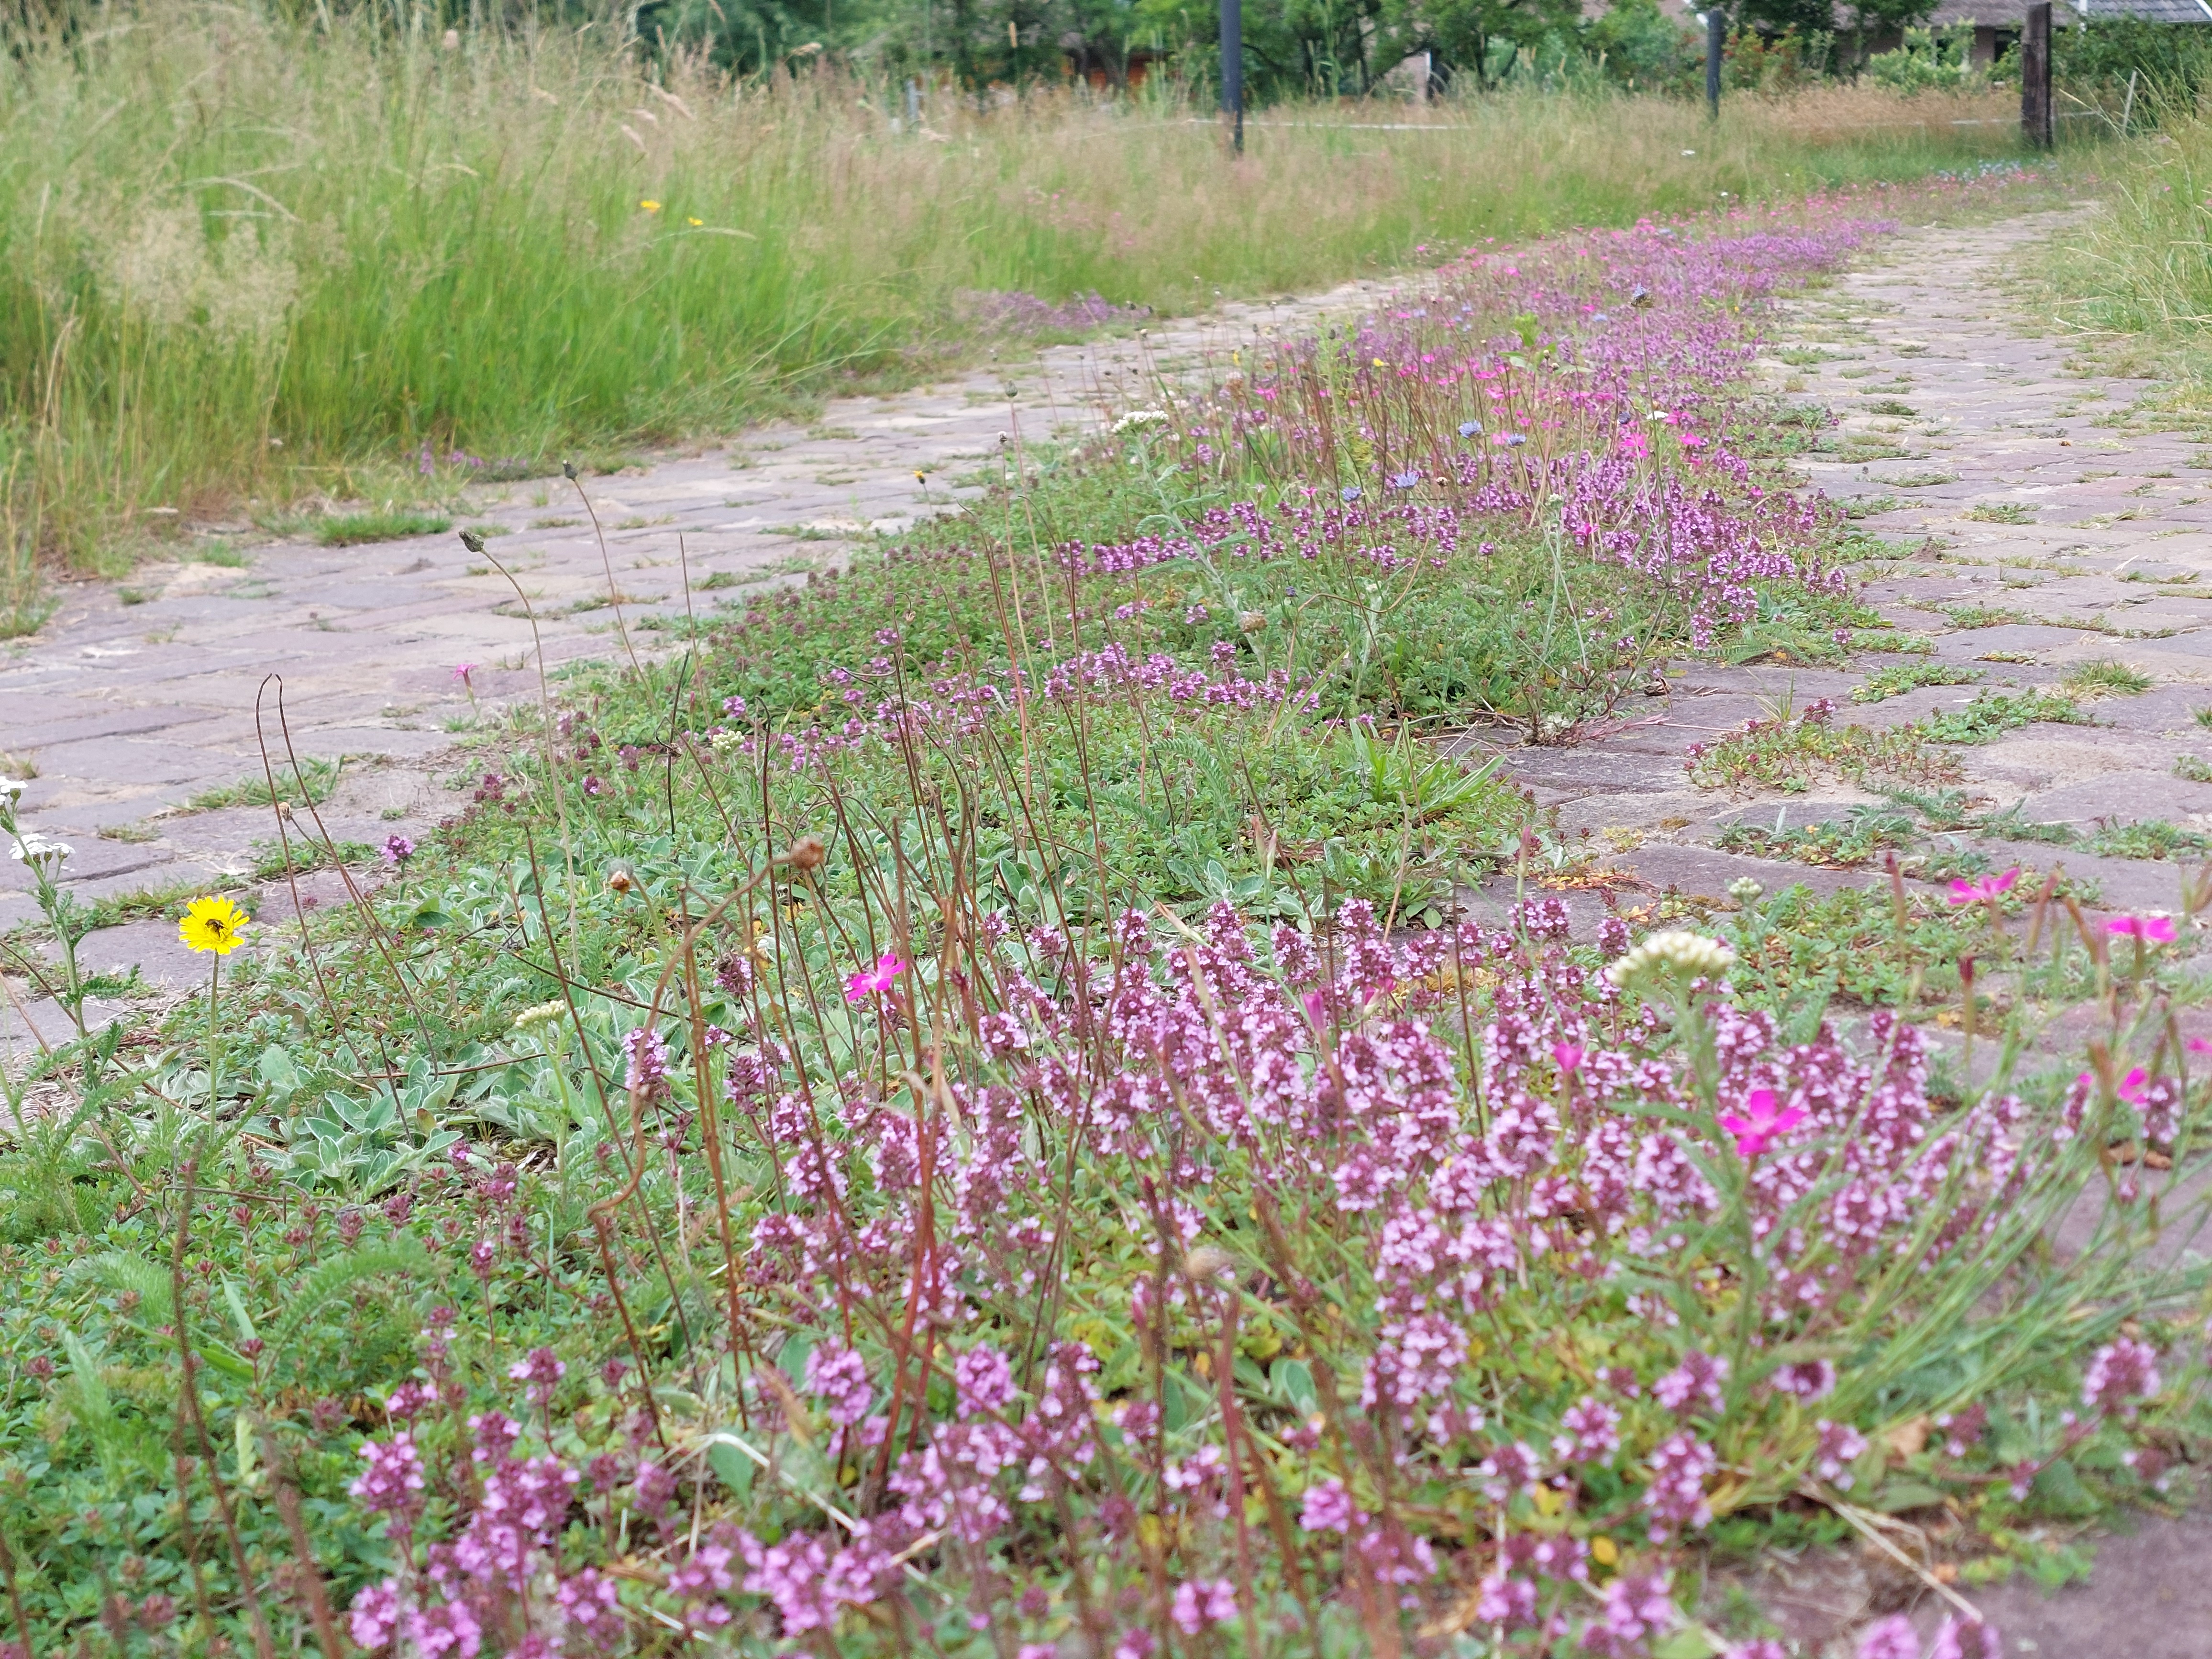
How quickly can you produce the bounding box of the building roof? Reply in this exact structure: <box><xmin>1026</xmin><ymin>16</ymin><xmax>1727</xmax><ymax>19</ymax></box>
<box><xmin>1927</xmin><ymin>0</ymin><xmax>2033</xmax><ymax>23</ymax></box>
<box><xmin>1928</xmin><ymin>0</ymin><xmax>2212</xmax><ymax>22</ymax></box>
<box><xmin>2071</xmin><ymin>0</ymin><xmax>2212</xmax><ymax>18</ymax></box>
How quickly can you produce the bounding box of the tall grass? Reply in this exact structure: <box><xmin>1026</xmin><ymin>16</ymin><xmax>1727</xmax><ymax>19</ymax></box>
<box><xmin>2050</xmin><ymin>99</ymin><xmax>2212</xmax><ymax>387</ymax></box>
<box><xmin>0</xmin><ymin>4</ymin><xmax>2029</xmax><ymax>623</ymax></box>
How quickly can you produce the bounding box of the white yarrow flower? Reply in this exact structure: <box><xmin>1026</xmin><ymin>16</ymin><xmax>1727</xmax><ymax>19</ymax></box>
<box><xmin>1605</xmin><ymin>929</ymin><xmax>1734</xmax><ymax>989</ymax></box>
<box><xmin>0</xmin><ymin>776</ymin><xmax>24</xmax><ymax>807</ymax></box>
<box><xmin>1111</xmin><ymin>409</ymin><xmax>1170</xmax><ymax>435</ymax></box>
<box><xmin>9</xmin><ymin>832</ymin><xmax>72</xmax><ymax>868</ymax></box>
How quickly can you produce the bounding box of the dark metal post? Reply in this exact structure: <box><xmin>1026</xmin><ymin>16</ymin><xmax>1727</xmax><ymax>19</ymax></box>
<box><xmin>2022</xmin><ymin>1</ymin><xmax>2052</xmax><ymax>148</ymax></box>
<box><xmin>1705</xmin><ymin>9</ymin><xmax>1724</xmax><ymax>119</ymax></box>
<box><xmin>1220</xmin><ymin>0</ymin><xmax>1243</xmax><ymax>154</ymax></box>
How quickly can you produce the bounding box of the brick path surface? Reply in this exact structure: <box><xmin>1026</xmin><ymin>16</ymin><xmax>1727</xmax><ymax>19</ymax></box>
<box><xmin>1495</xmin><ymin>209</ymin><xmax>2212</xmax><ymax>928</ymax></box>
<box><xmin>5</xmin><ymin>208</ymin><xmax>2210</xmax><ymax>1651</ymax></box>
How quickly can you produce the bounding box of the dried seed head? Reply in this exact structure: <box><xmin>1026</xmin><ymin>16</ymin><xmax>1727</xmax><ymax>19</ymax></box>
<box><xmin>1183</xmin><ymin>1245</ymin><xmax>1237</xmax><ymax>1283</ymax></box>
<box><xmin>1238</xmin><ymin>611</ymin><xmax>1268</xmax><ymax>634</ymax></box>
<box><xmin>779</xmin><ymin>834</ymin><xmax>826</xmax><ymax>873</ymax></box>
<box><xmin>605</xmin><ymin>861</ymin><xmax>637</xmax><ymax>894</ymax></box>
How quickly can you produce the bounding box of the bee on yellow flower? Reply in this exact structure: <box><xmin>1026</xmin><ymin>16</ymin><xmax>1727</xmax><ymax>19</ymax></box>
<box><xmin>178</xmin><ymin>895</ymin><xmax>249</xmax><ymax>956</ymax></box>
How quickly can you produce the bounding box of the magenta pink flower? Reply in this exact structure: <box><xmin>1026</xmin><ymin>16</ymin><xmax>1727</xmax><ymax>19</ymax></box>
<box><xmin>1553</xmin><ymin>1042</ymin><xmax>1585</xmax><ymax>1074</ymax></box>
<box><xmin>1947</xmin><ymin>867</ymin><xmax>2019</xmax><ymax>905</ymax></box>
<box><xmin>1717</xmin><ymin>1087</ymin><xmax>1805</xmax><ymax>1160</ymax></box>
<box><xmin>844</xmin><ymin>951</ymin><xmax>906</xmax><ymax>1002</ymax></box>
<box><xmin>2108</xmin><ymin>914</ymin><xmax>2177</xmax><ymax>943</ymax></box>
<box><xmin>2190</xmin><ymin>1037</ymin><xmax>2212</xmax><ymax>1054</ymax></box>
<box><xmin>2078</xmin><ymin>1066</ymin><xmax>2150</xmax><ymax>1104</ymax></box>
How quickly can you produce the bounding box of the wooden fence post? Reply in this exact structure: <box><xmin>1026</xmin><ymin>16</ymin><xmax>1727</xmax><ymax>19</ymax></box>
<box><xmin>1219</xmin><ymin>0</ymin><xmax>1243</xmax><ymax>155</ymax></box>
<box><xmin>2023</xmin><ymin>1</ymin><xmax>2053</xmax><ymax>150</ymax></box>
<box><xmin>1706</xmin><ymin>10</ymin><xmax>1724</xmax><ymax>119</ymax></box>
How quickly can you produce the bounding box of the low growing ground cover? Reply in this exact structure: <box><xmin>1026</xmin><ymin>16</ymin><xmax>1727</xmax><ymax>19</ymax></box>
<box><xmin>3</xmin><ymin>178</ymin><xmax>2207</xmax><ymax>1659</ymax></box>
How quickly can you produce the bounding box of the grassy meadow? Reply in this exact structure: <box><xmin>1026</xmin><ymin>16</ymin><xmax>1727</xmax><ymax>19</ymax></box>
<box><xmin>0</xmin><ymin>3</ymin><xmax>2041</xmax><ymax>630</ymax></box>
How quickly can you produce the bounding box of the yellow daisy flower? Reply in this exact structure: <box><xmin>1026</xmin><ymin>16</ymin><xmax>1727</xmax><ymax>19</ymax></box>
<box><xmin>639</xmin><ymin>199</ymin><xmax>661</xmax><ymax>213</ymax></box>
<box><xmin>179</xmin><ymin>895</ymin><xmax>250</xmax><ymax>956</ymax></box>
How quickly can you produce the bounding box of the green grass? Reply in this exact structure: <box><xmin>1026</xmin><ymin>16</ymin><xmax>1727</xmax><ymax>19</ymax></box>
<box><xmin>1981</xmin><ymin>800</ymin><xmax>2082</xmax><ymax>846</ymax></box>
<box><xmin>0</xmin><ymin>875</ymin><xmax>237</xmax><ymax>943</ymax></box>
<box><xmin>2061</xmin><ymin>655</ymin><xmax>2154</xmax><ymax>697</ymax></box>
<box><xmin>1850</xmin><ymin>660</ymin><xmax>1981</xmax><ymax>703</ymax></box>
<box><xmin>1916</xmin><ymin>688</ymin><xmax>2086</xmax><ymax>743</ymax></box>
<box><xmin>310</xmin><ymin>509</ymin><xmax>453</xmax><ymax>547</ymax></box>
<box><xmin>175</xmin><ymin>755</ymin><xmax>351</xmax><ymax>815</ymax></box>
<box><xmin>1690</xmin><ymin>713</ymin><xmax>1962</xmax><ymax>793</ymax></box>
<box><xmin>1714</xmin><ymin>805</ymin><xmax>1919</xmax><ymax>866</ymax></box>
<box><xmin>0</xmin><ymin>10</ymin><xmax>2050</xmax><ymax>620</ymax></box>
<box><xmin>1966</xmin><ymin>502</ymin><xmax>2038</xmax><ymax>523</ymax></box>
<box><xmin>2084</xmin><ymin>818</ymin><xmax>2212</xmax><ymax>861</ymax></box>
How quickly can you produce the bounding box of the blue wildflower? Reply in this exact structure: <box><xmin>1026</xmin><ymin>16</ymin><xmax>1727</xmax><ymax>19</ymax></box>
<box><xmin>1341</xmin><ymin>486</ymin><xmax>1362</xmax><ymax>503</ymax></box>
<box><xmin>1459</xmin><ymin>420</ymin><xmax>1483</xmax><ymax>438</ymax></box>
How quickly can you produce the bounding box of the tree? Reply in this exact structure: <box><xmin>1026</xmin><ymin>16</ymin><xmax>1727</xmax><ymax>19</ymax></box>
<box><xmin>1389</xmin><ymin>0</ymin><xmax>1587</xmax><ymax>88</ymax></box>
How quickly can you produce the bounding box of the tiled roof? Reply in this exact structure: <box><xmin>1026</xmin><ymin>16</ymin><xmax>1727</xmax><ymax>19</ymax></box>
<box><xmin>1929</xmin><ymin>0</ymin><xmax>2212</xmax><ymax>21</ymax></box>
<box><xmin>2071</xmin><ymin>0</ymin><xmax>2212</xmax><ymax>18</ymax></box>
<box><xmin>1927</xmin><ymin>0</ymin><xmax>2033</xmax><ymax>23</ymax></box>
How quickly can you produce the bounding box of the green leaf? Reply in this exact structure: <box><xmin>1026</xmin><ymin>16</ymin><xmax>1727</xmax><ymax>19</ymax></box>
<box><xmin>1869</xmin><ymin>1479</ymin><xmax>1946</xmax><ymax>1514</ymax></box>
<box><xmin>1651</xmin><ymin>1631</ymin><xmax>1718</xmax><ymax>1659</ymax></box>
<box><xmin>81</xmin><ymin>1250</ymin><xmax>174</xmax><ymax>1327</ymax></box>
<box><xmin>2030</xmin><ymin>1458</ymin><xmax>2098</xmax><ymax>1518</ymax></box>
<box><xmin>707</xmin><ymin>1438</ymin><xmax>756</xmax><ymax>1498</ymax></box>
<box><xmin>269</xmin><ymin>1237</ymin><xmax>431</xmax><ymax>1352</ymax></box>
<box><xmin>1270</xmin><ymin>1358</ymin><xmax>1316</xmax><ymax>1416</ymax></box>
<box><xmin>222</xmin><ymin>1279</ymin><xmax>260</xmax><ymax>1343</ymax></box>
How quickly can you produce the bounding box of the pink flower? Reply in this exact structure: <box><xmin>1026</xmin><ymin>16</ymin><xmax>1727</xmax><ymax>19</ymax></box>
<box><xmin>2078</xmin><ymin>1066</ymin><xmax>2151</xmax><ymax>1105</ymax></box>
<box><xmin>2189</xmin><ymin>1037</ymin><xmax>2212</xmax><ymax>1053</ymax></box>
<box><xmin>1717</xmin><ymin>1087</ymin><xmax>1805</xmax><ymax>1160</ymax></box>
<box><xmin>2108</xmin><ymin>914</ymin><xmax>2177</xmax><ymax>943</ymax></box>
<box><xmin>1947</xmin><ymin>867</ymin><xmax>2019</xmax><ymax>905</ymax></box>
<box><xmin>1299</xmin><ymin>1478</ymin><xmax>1354</xmax><ymax>1533</ymax></box>
<box><xmin>1170</xmin><ymin>1578</ymin><xmax>1237</xmax><ymax>1636</ymax></box>
<box><xmin>1553</xmin><ymin>1042</ymin><xmax>1585</xmax><ymax>1074</ymax></box>
<box><xmin>844</xmin><ymin>951</ymin><xmax>906</xmax><ymax>1002</ymax></box>
<box><xmin>453</xmin><ymin>663</ymin><xmax>477</xmax><ymax>685</ymax></box>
